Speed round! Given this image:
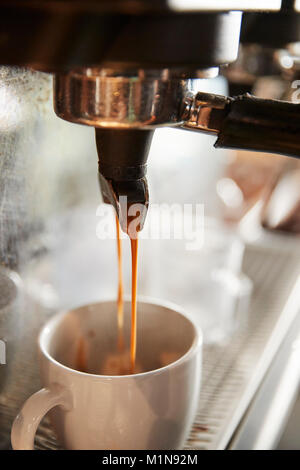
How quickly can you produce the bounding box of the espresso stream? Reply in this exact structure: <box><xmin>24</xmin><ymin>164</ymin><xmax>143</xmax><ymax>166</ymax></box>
<box><xmin>115</xmin><ymin>214</ymin><xmax>139</xmax><ymax>374</ymax></box>
<box><xmin>115</xmin><ymin>214</ymin><xmax>124</xmax><ymax>353</ymax></box>
<box><xmin>76</xmin><ymin>213</ymin><xmax>139</xmax><ymax>375</ymax></box>
<box><xmin>116</xmin><ymin>214</ymin><xmax>139</xmax><ymax>374</ymax></box>
<box><xmin>129</xmin><ymin>236</ymin><xmax>138</xmax><ymax>373</ymax></box>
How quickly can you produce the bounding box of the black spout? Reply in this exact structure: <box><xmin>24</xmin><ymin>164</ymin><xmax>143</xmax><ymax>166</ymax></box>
<box><xmin>95</xmin><ymin>128</ymin><xmax>154</xmax><ymax>233</ymax></box>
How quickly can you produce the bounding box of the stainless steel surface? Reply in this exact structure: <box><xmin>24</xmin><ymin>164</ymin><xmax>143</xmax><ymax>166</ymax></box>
<box><xmin>186</xmin><ymin>243</ymin><xmax>300</xmax><ymax>450</ymax></box>
<box><xmin>24</xmin><ymin>240</ymin><xmax>300</xmax><ymax>450</ymax></box>
<box><xmin>0</xmin><ymin>67</ymin><xmax>101</xmax><ymax>449</ymax></box>
<box><xmin>0</xmin><ymin>289</ymin><xmax>47</xmax><ymax>450</ymax></box>
<box><xmin>182</xmin><ymin>91</ymin><xmax>229</xmax><ymax>134</ymax></box>
<box><xmin>230</xmin><ymin>313</ymin><xmax>300</xmax><ymax>450</ymax></box>
<box><xmin>0</xmin><ymin>268</ymin><xmax>23</xmax><ymax>449</ymax></box>
<box><xmin>278</xmin><ymin>392</ymin><xmax>300</xmax><ymax>449</ymax></box>
<box><xmin>54</xmin><ymin>69</ymin><xmax>218</xmax><ymax>129</ymax></box>
<box><xmin>0</xmin><ymin>67</ymin><xmax>51</xmax><ymax>268</ymax></box>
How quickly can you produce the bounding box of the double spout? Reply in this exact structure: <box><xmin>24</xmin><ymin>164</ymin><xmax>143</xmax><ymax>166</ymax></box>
<box><xmin>96</xmin><ymin>129</ymin><xmax>153</xmax><ymax>234</ymax></box>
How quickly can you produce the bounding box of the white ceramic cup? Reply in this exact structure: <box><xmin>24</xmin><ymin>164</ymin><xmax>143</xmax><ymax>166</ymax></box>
<box><xmin>11</xmin><ymin>299</ymin><xmax>202</xmax><ymax>450</ymax></box>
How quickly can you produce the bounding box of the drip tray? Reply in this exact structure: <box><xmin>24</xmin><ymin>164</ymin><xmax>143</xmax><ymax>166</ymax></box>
<box><xmin>34</xmin><ymin>241</ymin><xmax>300</xmax><ymax>450</ymax></box>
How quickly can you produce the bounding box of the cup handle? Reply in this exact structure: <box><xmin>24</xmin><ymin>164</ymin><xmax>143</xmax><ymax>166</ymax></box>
<box><xmin>11</xmin><ymin>383</ymin><xmax>72</xmax><ymax>450</ymax></box>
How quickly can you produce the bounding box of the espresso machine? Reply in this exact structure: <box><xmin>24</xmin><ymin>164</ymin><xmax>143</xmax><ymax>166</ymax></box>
<box><xmin>1</xmin><ymin>0</ymin><xmax>300</xmax><ymax>450</ymax></box>
<box><xmin>1</xmin><ymin>1</ymin><xmax>300</xmax><ymax>232</ymax></box>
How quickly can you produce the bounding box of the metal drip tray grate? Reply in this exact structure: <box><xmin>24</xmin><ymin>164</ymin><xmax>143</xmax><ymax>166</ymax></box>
<box><xmin>34</xmin><ymin>243</ymin><xmax>300</xmax><ymax>450</ymax></box>
<box><xmin>185</xmin><ymin>244</ymin><xmax>300</xmax><ymax>450</ymax></box>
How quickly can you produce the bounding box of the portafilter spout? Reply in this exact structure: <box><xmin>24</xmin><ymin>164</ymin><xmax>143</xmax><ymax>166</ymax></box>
<box><xmin>95</xmin><ymin>128</ymin><xmax>154</xmax><ymax>234</ymax></box>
